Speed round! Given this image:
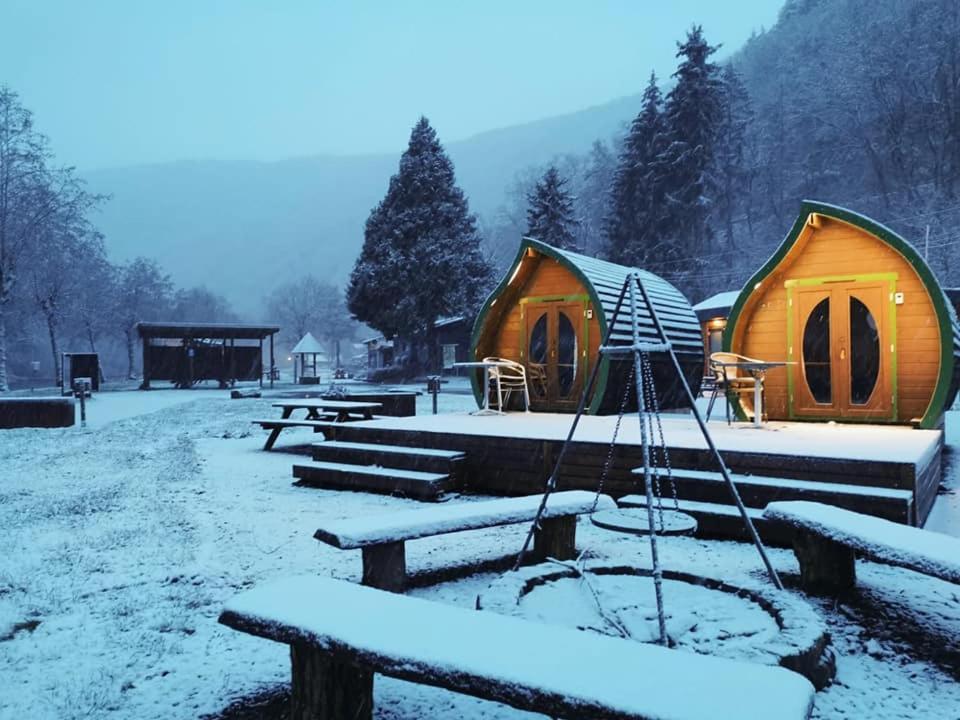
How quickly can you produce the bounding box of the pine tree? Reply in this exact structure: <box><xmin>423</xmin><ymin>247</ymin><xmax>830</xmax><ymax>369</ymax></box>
<box><xmin>603</xmin><ymin>72</ymin><xmax>667</xmax><ymax>266</ymax></box>
<box><xmin>713</xmin><ymin>64</ymin><xmax>755</xmax><ymax>246</ymax></box>
<box><xmin>525</xmin><ymin>165</ymin><xmax>579</xmax><ymax>251</ymax></box>
<box><xmin>347</xmin><ymin>117</ymin><xmax>491</xmax><ymax>370</ymax></box>
<box><xmin>658</xmin><ymin>26</ymin><xmax>725</xmax><ymax>295</ymax></box>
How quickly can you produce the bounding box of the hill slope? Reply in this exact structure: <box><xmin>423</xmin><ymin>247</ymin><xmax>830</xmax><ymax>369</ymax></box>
<box><xmin>85</xmin><ymin>94</ymin><xmax>641</xmax><ymax>315</ymax></box>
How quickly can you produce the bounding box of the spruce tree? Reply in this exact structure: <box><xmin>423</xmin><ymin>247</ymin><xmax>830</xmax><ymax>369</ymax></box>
<box><xmin>347</xmin><ymin>117</ymin><xmax>491</xmax><ymax>369</ymax></box>
<box><xmin>660</xmin><ymin>28</ymin><xmax>724</xmax><ymax>258</ymax></box>
<box><xmin>603</xmin><ymin>72</ymin><xmax>667</xmax><ymax>266</ymax></box>
<box><xmin>713</xmin><ymin>64</ymin><xmax>755</xmax><ymax>246</ymax></box>
<box><xmin>525</xmin><ymin>165</ymin><xmax>579</xmax><ymax>251</ymax></box>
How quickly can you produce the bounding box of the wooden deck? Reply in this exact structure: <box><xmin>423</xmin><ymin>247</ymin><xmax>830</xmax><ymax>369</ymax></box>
<box><xmin>321</xmin><ymin>413</ymin><xmax>944</xmax><ymax>528</ymax></box>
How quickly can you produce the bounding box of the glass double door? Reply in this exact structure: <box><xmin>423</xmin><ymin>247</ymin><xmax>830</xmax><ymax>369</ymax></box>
<box><xmin>790</xmin><ymin>279</ymin><xmax>894</xmax><ymax>420</ymax></box>
<box><xmin>525</xmin><ymin>301</ymin><xmax>584</xmax><ymax>411</ymax></box>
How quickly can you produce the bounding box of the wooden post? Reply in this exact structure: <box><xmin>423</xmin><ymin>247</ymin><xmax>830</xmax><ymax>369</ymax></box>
<box><xmin>361</xmin><ymin>542</ymin><xmax>406</xmax><ymax>592</ymax></box>
<box><xmin>258</xmin><ymin>337</ymin><xmax>264</xmax><ymax>388</ymax></box>
<box><xmin>532</xmin><ymin>515</ymin><xmax>577</xmax><ymax>561</ymax></box>
<box><xmin>290</xmin><ymin>644</ymin><xmax>373</xmax><ymax>720</ymax></box>
<box><xmin>141</xmin><ymin>337</ymin><xmax>151</xmax><ymax>389</ymax></box>
<box><xmin>270</xmin><ymin>333</ymin><xmax>275</xmax><ymax>388</ymax></box>
<box><xmin>792</xmin><ymin>529</ymin><xmax>856</xmax><ymax>593</ymax></box>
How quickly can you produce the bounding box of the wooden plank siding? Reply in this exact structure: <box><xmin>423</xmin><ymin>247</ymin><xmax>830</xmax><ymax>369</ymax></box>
<box><xmin>733</xmin><ymin>216</ymin><xmax>942</xmax><ymax>422</ymax></box>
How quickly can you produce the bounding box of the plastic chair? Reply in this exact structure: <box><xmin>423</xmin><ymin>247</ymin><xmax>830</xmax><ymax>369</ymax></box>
<box><xmin>483</xmin><ymin>357</ymin><xmax>531</xmax><ymax>412</ymax></box>
<box><xmin>706</xmin><ymin>352</ymin><xmax>761</xmax><ymax>425</ymax></box>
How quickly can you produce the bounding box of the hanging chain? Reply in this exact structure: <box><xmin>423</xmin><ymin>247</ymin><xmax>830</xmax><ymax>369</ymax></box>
<box><xmin>642</xmin><ymin>350</ymin><xmax>679</xmax><ymax>516</ymax></box>
<box><xmin>639</xmin><ymin>351</ymin><xmax>665</xmax><ymax>530</ymax></box>
<box><xmin>592</xmin><ymin>361</ymin><xmax>636</xmax><ymax>512</ymax></box>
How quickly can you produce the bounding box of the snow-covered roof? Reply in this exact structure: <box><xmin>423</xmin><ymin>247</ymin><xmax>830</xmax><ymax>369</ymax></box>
<box><xmin>693</xmin><ymin>290</ymin><xmax>741</xmax><ymax>318</ymax></box>
<box><xmin>291</xmin><ymin>332</ymin><xmax>325</xmax><ymax>355</ymax></box>
<box><xmin>434</xmin><ymin>316</ymin><xmax>465</xmax><ymax>328</ymax></box>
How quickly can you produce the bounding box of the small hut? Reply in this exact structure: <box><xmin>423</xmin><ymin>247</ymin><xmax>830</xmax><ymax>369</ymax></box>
<box><xmin>692</xmin><ymin>291</ymin><xmax>739</xmax><ymax>374</ymax></box>
<box><xmin>291</xmin><ymin>332</ymin><xmax>328</xmax><ymax>384</ymax></box>
<box><xmin>470</xmin><ymin>238</ymin><xmax>703</xmax><ymax>413</ymax></box>
<box><xmin>725</xmin><ymin>200</ymin><xmax>960</xmax><ymax>428</ymax></box>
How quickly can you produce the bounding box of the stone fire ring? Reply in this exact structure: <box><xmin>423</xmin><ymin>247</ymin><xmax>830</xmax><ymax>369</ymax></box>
<box><xmin>478</xmin><ymin>563</ymin><xmax>835</xmax><ymax>689</ymax></box>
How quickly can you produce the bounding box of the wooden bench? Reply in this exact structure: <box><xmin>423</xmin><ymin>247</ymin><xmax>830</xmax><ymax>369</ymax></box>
<box><xmin>764</xmin><ymin>500</ymin><xmax>960</xmax><ymax>593</ymax></box>
<box><xmin>314</xmin><ymin>491</ymin><xmax>616</xmax><ymax>591</ymax></box>
<box><xmin>219</xmin><ymin>576</ymin><xmax>815</xmax><ymax>720</ymax></box>
<box><xmin>251</xmin><ymin>418</ymin><xmax>339</xmax><ymax>450</ymax></box>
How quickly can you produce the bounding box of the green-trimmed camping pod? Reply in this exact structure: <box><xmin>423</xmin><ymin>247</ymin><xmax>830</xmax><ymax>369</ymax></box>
<box><xmin>725</xmin><ymin>201</ymin><xmax>960</xmax><ymax>429</ymax></box>
<box><xmin>470</xmin><ymin>238</ymin><xmax>703</xmax><ymax>414</ymax></box>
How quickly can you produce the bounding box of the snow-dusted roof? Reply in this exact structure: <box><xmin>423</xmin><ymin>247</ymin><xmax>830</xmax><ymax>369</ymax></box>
<box><xmin>693</xmin><ymin>290</ymin><xmax>741</xmax><ymax>315</ymax></box>
<box><xmin>291</xmin><ymin>332</ymin><xmax>325</xmax><ymax>355</ymax></box>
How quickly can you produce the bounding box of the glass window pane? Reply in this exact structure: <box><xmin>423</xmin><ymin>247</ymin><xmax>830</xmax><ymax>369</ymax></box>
<box><xmin>803</xmin><ymin>298</ymin><xmax>831</xmax><ymax>404</ymax></box>
<box><xmin>529</xmin><ymin>314</ymin><xmax>548</xmax><ymax>363</ymax></box>
<box><xmin>557</xmin><ymin>311</ymin><xmax>577</xmax><ymax>397</ymax></box>
<box><xmin>849</xmin><ymin>297</ymin><xmax>880</xmax><ymax>405</ymax></box>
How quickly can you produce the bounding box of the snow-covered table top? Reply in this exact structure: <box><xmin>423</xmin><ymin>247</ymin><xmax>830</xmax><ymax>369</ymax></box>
<box><xmin>764</xmin><ymin>501</ymin><xmax>960</xmax><ymax>584</ymax></box>
<box><xmin>315</xmin><ymin>491</ymin><xmax>616</xmax><ymax>549</ymax></box>
<box><xmin>220</xmin><ymin>575</ymin><xmax>815</xmax><ymax>720</ymax></box>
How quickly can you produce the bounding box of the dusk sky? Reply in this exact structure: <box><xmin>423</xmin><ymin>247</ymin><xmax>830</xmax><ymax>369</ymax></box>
<box><xmin>5</xmin><ymin>1</ymin><xmax>782</xmax><ymax>170</ymax></box>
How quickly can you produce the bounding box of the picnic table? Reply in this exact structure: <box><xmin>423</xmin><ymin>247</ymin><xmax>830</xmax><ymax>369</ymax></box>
<box><xmin>272</xmin><ymin>399</ymin><xmax>382</xmax><ymax>422</ymax></box>
<box><xmin>252</xmin><ymin>399</ymin><xmax>383</xmax><ymax>450</ymax></box>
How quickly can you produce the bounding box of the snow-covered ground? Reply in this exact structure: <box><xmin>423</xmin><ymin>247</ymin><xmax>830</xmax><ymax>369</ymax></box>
<box><xmin>0</xmin><ymin>388</ymin><xmax>958</xmax><ymax>719</ymax></box>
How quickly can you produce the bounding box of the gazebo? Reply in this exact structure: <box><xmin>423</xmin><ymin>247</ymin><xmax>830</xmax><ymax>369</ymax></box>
<box><xmin>292</xmin><ymin>332</ymin><xmax>328</xmax><ymax>384</ymax></box>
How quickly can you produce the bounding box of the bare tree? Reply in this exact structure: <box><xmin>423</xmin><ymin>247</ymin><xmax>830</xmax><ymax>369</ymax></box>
<box><xmin>114</xmin><ymin>258</ymin><xmax>173</xmax><ymax>379</ymax></box>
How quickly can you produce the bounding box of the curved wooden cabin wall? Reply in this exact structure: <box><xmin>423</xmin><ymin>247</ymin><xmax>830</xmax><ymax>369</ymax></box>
<box><xmin>731</xmin><ymin>216</ymin><xmax>940</xmax><ymax>422</ymax></box>
<box><xmin>475</xmin><ymin>251</ymin><xmax>602</xmax><ymax>380</ymax></box>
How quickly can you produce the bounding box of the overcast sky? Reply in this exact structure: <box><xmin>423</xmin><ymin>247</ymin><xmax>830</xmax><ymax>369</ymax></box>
<box><xmin>4</xmin><ymin>1</ymin><xmax>782</xmax><ymax>170</ymax></box>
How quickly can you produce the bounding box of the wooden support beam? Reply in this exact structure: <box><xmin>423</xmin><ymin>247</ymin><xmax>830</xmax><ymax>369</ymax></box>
<box><xmin>361</xmin><ymin>541</ymin><xmax>406</xmax><ymax>592</ymax></box>
<box><xmin>290</xmin><ymin>643</ymin><xmax>373</xmax><ymax>720</ymax></box>
<box><xmin>532</xmin><ymin>515</ymin><xmax>577</xmax><ymax>561</ymax></box>
<box><xmin>792</xmin><ymin>528</ymin><xmax>856</xmax><ymax>593</ymax></box>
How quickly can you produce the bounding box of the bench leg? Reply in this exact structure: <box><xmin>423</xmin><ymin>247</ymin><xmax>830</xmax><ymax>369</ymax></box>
<box><xmin>291</xmin><ymin>643</ymin><xmax>373</xmax><ymax>720</ymax></box>
<box><xmin>532</xmin><ymin>516</ymin><xmax>577</xmax><ymax>562</ymax></box>
<box><xmin>361</xmin><ymin>541</ymin><xmax>406</xmax><ymax>592</ymax></box>
<box><xmin>264</xmin><ymin>427</ymin><xmax>283</xmax><ymax>451</ymax></box>
<box><xmin>792</xmin><ymin>529</ymin><xmax>856</xmax><ymax>594</ymax></box>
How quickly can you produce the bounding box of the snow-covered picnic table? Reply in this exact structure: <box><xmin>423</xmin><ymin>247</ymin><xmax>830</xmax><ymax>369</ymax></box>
<box><xmin>219</xmin><ymin>575</ymin><xmax>816</xmax><ymax>720</ymax></box>
<box><xmin>252</xmin><ymin>399</ymin><xmax>383</xmax><ymax>450</ymax></box>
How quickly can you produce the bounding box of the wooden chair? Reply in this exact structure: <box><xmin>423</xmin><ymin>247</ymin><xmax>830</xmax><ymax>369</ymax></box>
<box><xmin>483</xmin><ymin>357</ymin><xmax>531</xmax><ymax>412</ymax></box>
<box><xmin>706</xmin><ymin>351</ymin><xmax>761</xmax><ymax>425</ymax></box>
<box><xmin>526</xmin><ymin>362</ymin><xmax>547</xmax><ymax>401</ymax></box>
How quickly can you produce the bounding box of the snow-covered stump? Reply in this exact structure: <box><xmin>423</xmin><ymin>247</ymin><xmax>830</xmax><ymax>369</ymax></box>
<box><xmin>361</xmin><ymin>541</ymin><xmax>406</xmax><ymax>592</ymax></box>
<box><xmin>792</xmin><ymin>528</ymin><xmax>856</xmax><ymax>594</ymax></box>
<box><xmin>532</xmin><ymin>515</ymin><xmax>577</xmax><ymax>561</ymax></box>
<box><xmin>290</xmin><ymin>643</ymin><xmax>373</xmax><ymax>720</ymax></box>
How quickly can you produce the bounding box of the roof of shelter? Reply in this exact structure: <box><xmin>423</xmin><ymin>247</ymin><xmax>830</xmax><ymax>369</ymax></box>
<box><xmin>291</xmin><ymin>332</ymin><xmax>325</xmax><ymax>355</ymax></box>
<box><xmin>136</xmin><ymin>322</ymin><xmax>280</xmax><ymax>340</ymax></box>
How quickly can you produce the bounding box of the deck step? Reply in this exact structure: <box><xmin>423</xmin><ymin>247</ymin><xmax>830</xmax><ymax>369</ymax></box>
<box><xmin>629</xmin><ymin>467</ymin><xmax>914</xmax><ymax>524</ymax></box>
<box><xmin>617</xmin><ymin>496</ymin><xmax>792</xmax><ymax>546</ymax></box>
<box><xmin>292</xmin><ymin>461</ymin><xmax>451</xmax><ymax>501</ymax></box>
<box><xmin>312</xmin><ymin>441</ymin><xmax>466</xmax><ymax>476</ymax></box>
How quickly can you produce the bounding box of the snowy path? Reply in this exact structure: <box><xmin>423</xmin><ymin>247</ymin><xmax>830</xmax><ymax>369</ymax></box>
<box><xmin>0</xmin><ymin>394</ymin><xmax>959</xmax><ymax>718</ymax></box>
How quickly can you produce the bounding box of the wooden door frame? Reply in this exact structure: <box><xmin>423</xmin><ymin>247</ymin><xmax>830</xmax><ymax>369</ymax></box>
<box><xmin>519</xmin><ymin>294</ymin><xmax>590</xmax><ymax>409</ymax></box>
<box><xmin>785</xmin><ymin>273</ymin><xmax>898</xmax><ymax>422</ymax></box>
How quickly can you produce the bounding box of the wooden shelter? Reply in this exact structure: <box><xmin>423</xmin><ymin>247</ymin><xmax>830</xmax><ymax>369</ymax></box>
<box><xmin>470</xmin><ymin>238</ymin><xmax>703</xmax><ymax>413</ymax></box>
<box><xmin>725</xmin><ymin>201</ymin><xmax>960</xmax><ymax>428</ymax></box>
<box><xmin>137</xmin><ymin>322</ymin><xmax>280</xmax><ymax>389</ymax></box>
<box><xmin>692</xmin><ymin>291</ymin><xmax>739</xmax><ymax>374</ymax></box>
<box><xmin>291</xmin><ymin>331</ymin><xmax>327</xmax><ymax>384</ymax></box>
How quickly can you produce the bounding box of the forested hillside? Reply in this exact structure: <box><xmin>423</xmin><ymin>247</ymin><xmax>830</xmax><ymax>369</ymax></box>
<box><xmin>501</xmin><ymin>0</ymin><xmax>960</xmax><ymax>302</ymax></box>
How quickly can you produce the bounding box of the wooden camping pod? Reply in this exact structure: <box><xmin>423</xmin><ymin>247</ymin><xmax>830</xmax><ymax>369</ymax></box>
<box><xmin>725</xmin><ymin>201</ymin><xmax>960</xmax><ymax>428</ymax></box>
<box><xmin>470</xmin><ymin>239</ymin><xmax>703</xmax><ymax>414</ymax></box>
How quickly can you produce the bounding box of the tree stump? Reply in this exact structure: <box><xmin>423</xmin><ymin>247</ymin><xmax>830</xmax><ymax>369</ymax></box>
<box><xmin>792</xmin><ymin>528</ymin><xmax>856</xmax><ymax>593</ymax></box>
<box><xmin>361</xmin><ymin>542</ymin><xmax>406</xmax><ymax>592</ymax></box>
<box><xmin>532</xmin><ymin>516</ymin><xmax>577</xmax><ymax>561</ymax></box>
<box><xmin>290</xmin><ymin>644</ymin><xmax>373</xmax><ymax>720</ymax></box>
